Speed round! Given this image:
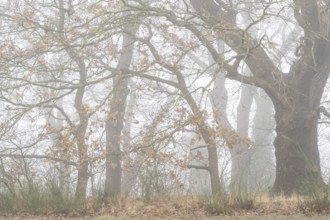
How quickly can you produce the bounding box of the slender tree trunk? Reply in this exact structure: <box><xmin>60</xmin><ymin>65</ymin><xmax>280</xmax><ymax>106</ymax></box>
<box><xmin>121</xmin><ymin>81</ymin><xmax>137</xmax><ymax>195</ymax></box>
<box><xmin>249</xmin><ymin>89</ymin><xmax>275</xmax><ymax>191</ymax></box>
<box><xmin>209</xmin><ymin>41</ymin><xmax>253</xmax><ymax>194</ymax></box>
<box><xmin>189</xmin><ymin>139</ymin><xmax>211</xmax><ymax>195</ymax></box>
<box><xmin>75</xmin><ymin>155</ymin><xmax>89</xmax><ymax>201</ymax></box>
<box><xmin>72</xmin><ymin>60</ymin><xmax>89</xmax><ymax>202</ymax></box>
<box><xmin>176</xmin><ymin>71</ymin><xmax>222</xmax><ymax>196</ymax></box>
<box><xmin>105</xmin><ymin>25</ymin><xmax>137</xmax><ymax>198</ymax></box>
<box><xmin>207</xmin><ymin>144</ymin><xmax>222</xmax><ymax>195</ymax></box>
<box><xmin>57</xmin><ymin>0</ymin><xmax>90</xmax><ymax>201</ymax></box>
<box><xmin>211</xmin><ymin>64</ymin><xmax>253</xmax><ymax>194</ymax></box>
<box><xmin>122</xmin><ymin>91</ymin><xmax>175</xmax><ymax>195</ymax></box>
<box><xmin>48</xmin><ymin>98</ymin><xmax>71</xmax><ymax>190</ymax></box>
<box><xmin>188</xmin><ymin>41</ymin><xmax>225</xmax><ymax>195</ymax></box>
<box><xmin>64</xmin><ymin>42</ymin><xmax>89</xmax><ymax>203</ymax></box>
<box><xmin>229</xmin><ymin>83</ymin><xmax>254</xmax><ymax>193</ymax></box>
<box><xmin>105</xmin><ymin>77</ymin><xmax>129</xmax><ymax>197</ymax></box>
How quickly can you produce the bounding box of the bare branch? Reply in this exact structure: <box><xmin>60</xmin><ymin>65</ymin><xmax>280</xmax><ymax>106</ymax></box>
<box><xmin>0</xmin><ymin>154</ymin><xmax>78</xmax><ymax>167</ymax></box>
<box><xmin>319</xmin><ymin>106</ymin><xmax>330</xmax><ymax>118</ymax></box>
<box><xmin>187</xmin><ymin>165</ymin><xmax>209</xmax><ymax>171</ymax></box>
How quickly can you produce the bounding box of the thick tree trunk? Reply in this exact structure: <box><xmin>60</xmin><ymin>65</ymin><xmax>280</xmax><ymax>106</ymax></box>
<box><xmin>189</xmin><ymin>0</ymin><xmax>330</xmax><ymax>196</ymax></box>
<box><xmin>271</xmin><ymin>31</ymin><xmax>329</xmax><ymax>195</ymax></box>
<box><xmin>272</xmin><ymin>105</ymin><xmax>324</xmax><ymax>195</ymax></box>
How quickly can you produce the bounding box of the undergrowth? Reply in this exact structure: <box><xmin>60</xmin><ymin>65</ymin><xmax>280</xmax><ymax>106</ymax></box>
<box><xmin>0</xmin><ymin>182</ymin><xmax>76</xmax><ymax>214</ymax></box>
<box><xmin>199</xmin><ymin>192</ymin><xmax>255</xmax><ymax>215</ymax></box>
<box><xmin>2</xmin><ymin>183</ymin><xmax>330</xmax><ymax>217</ymax></box>
<box><xmin>298</xmin><ymin>188</ymin><xmax>330</xmax><ymax>213</ymax></box>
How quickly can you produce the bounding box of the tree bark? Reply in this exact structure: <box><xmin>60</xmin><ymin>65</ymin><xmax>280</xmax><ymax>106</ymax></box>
<box><xmin>229</xmin><ymin>83</ymin><xmax>254</xmax><ymax>193</ymax></box>
<box><xmin>272</xmin><ymin>104</ymin><xmax>323</xmax><ymax>195</ymax></box>
<box><xmin>121</xmin><ymin>81</ymin><xmax>137</xmax><ymax>195</ymax></box>
<box><xmin>105</xmin><ymin>76</ymin><xmax>129</xmax><ymax>197</ymax></box>
<box><xmin>72</xmin><ymin>59</ymin><xmax>89</xmax><ymax>202</ymax></box>
<box><xmin>188</xmin><ymin>0</ymin><xmax>330</xmax><ymax>195</ymax></box>
<box><xmin>249</xmin><ymin>89</ymin><xmax>275</xmax><ymax>191</ymax></box>
<box><xmin>175</xmin><ymin>70</ymin><xmax>222</xmax><ymax>196</ymax></box>
<box><xmin>104</xmin><ymin>24</ymin><xmax>137</xmax><ymax>198</ymax></box>
<box><xmin>57</xmin><ymin>0</ymin><xmax>90</xmax><ymax>202</ymax></box>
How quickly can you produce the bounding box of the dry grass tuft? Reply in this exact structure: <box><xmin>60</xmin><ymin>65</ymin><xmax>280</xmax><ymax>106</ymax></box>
<box><xmin>2</xmin><ymin>192</ymin><xmax>330</xmax><ymax>219</ymax></box>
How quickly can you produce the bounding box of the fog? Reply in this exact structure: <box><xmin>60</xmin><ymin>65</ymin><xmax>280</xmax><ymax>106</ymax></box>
<box><xmin>0</xmin><ymin>0</ymin><xmax>330</xmax><ymax>208</ymax></box>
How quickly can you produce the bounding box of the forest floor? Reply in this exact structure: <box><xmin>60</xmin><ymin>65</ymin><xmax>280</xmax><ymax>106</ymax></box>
<box><xmin>2</xmin><ymin>195</ymin><xmax>330</xmax><ymax>219</ymax></box>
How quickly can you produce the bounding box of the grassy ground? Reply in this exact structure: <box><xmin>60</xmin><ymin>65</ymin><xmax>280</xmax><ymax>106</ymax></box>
<box><xmin>94</xmin><ymin>216</ymin><xmax>330</xmax><ymax>220</ymax></box>
<box><xmin>1</xmin><ymin>217</ymin><xmax>327</xmax><ymax>220</ymax></box>
<box><xmin>2</xmin><ymin>194</ymin><xmax>330</xmax><ymax>219</ymax></box>
<box><xmin>1</xmin><ymin>214</ymin><xmax>330</xmax><ymax>219</ymax></box>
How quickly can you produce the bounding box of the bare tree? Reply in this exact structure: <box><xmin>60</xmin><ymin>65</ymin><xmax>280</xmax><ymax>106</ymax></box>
<box><xmin>188</xmin><ymin>0</ymin><xmax>330</xmax><ymax>195</ymax></box>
